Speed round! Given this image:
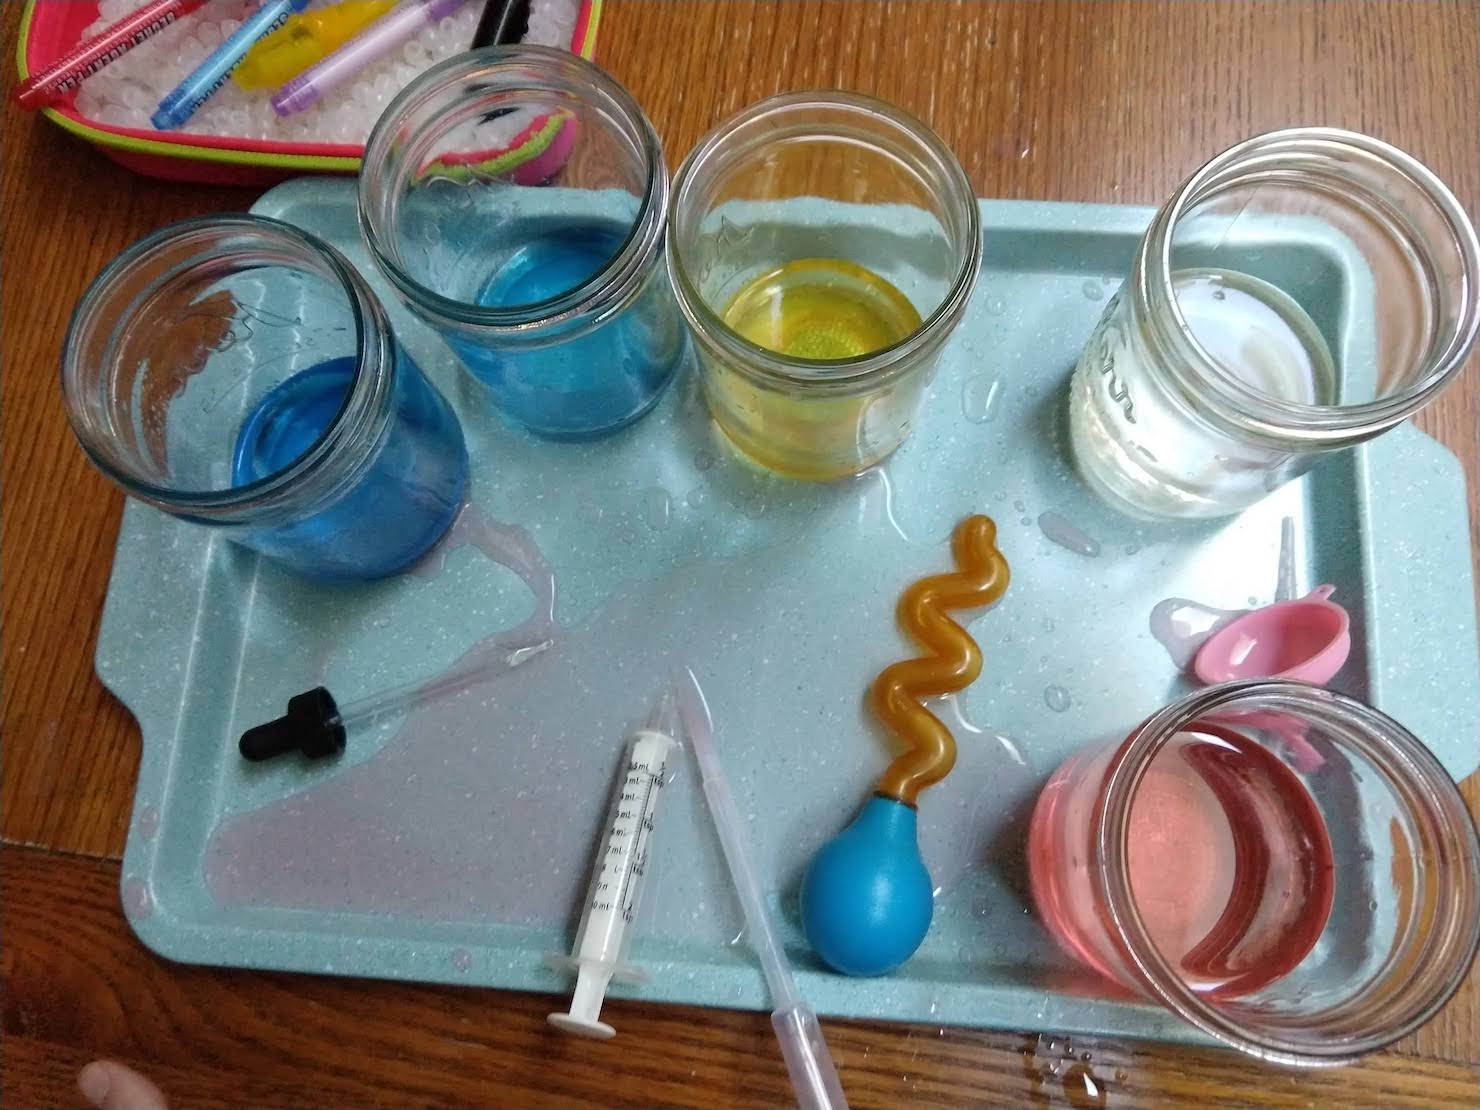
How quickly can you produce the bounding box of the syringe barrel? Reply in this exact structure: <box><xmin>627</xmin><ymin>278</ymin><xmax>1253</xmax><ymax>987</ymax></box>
<box><xmin>568</xmin><ymin>727</ymin><xmax>677</xmax><ymax>968</ymax></box>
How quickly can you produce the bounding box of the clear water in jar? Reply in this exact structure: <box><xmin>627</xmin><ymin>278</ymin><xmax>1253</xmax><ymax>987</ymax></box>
<box><xmin>1069</xmin><ymin>268</ymin><xmax>1338</xmax><ymax>518</ymax></box>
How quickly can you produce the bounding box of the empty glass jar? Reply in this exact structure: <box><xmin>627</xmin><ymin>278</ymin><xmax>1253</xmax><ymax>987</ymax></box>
<box><xmin>1069</xmin><ymin>128</ymin><xmax>1480</xmax><ymax>519</ymax></box>
<box><xmin>359</xmin><ymin>46</ymin><xmax>685</xmax><ymax>441</ymax></box>
<box><xmin>668</xmin><ymin>92</ymin><xmax>981</xmax><ymax>480</ymax></box>
<box><xmin>62</xmin><ymin>215</ymin><xmax>468</xmax><ymax>580</ymax></box>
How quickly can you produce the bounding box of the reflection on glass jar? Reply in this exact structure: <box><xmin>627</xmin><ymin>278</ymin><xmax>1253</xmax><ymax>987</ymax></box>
<box><xmin>1069</xmin><ymin>128</ymin><xmax>1480</xmax><ymax>519</ymax></box>
<box><xmin>61</xmin><ymin>215</ymin><xmax>467</xmax><ymax>581</ymax></box>
<box><xmin>359</xmin><ymin>47</ymin><xmax>684</xmax><ymax>441</ymax></box>
<box><xmin>668</xmin><ymin>92</ymin><xmax>981</xmax><ymax>480</ymax></box>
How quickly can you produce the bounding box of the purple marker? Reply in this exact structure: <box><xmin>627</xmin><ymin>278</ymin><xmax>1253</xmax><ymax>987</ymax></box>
<box><xmin>272</xmin><ymin>0</ymin><xmax>470</xmax><ymax>117</ymax></box>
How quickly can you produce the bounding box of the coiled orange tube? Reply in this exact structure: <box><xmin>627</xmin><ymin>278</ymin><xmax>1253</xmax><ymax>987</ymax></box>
<box><xmin>873</xmin><ymin>515</ymin><xmax>1010</xmax><ymax>806</ymax></box>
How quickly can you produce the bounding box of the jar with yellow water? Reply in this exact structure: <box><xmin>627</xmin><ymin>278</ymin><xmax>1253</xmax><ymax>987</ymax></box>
<box><xmin>667</xmin><ymin>93</ymin><xmax>981</xmax><ymax>480</ymax></box>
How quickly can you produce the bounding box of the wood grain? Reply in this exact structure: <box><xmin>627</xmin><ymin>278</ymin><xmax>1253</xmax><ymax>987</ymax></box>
<box><xmin>4</xmin><ymin>849</ymin><xmax>1478</xmax><ymax>1110</ymax></box>
<box><xmin>3</xmin><ymin>0</ymin><xmax>1479</xmax><ymax>1106</ymax></box>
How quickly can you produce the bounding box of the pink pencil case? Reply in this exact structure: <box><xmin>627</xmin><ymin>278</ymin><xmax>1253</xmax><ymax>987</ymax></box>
<box><xmin>16</xmin><ymin>0</ymin><xmax>602</xmax><ymax>186</ymax></box>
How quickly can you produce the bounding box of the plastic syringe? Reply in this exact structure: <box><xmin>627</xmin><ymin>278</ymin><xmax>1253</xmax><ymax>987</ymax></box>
<box><xmin>546</xmin><ymin>693</ymin><xmax>680</xmax><ymax>1038</ymax></box>
<box><xmin>676</xmin><ymin>669</ymin><xmax>850</xmax><ymax>1110</ymax></box>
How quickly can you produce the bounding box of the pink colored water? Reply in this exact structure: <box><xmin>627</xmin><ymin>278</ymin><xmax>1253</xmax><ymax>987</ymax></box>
<box><xmin>1028</xmin><ymin>723</ymin><xmax>1334</xmax><ymax>998</ymax></box>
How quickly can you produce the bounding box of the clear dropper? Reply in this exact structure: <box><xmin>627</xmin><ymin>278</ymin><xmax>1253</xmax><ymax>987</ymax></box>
<box><xmin>675</xmin><ymin>667</ymin><xmax>850</xmax><ymax>1110</ymax></box>
<box><xmin>1275</xmin><ymin>515</ymin><xmax>1297</xmax><ymax>603</ymax></box>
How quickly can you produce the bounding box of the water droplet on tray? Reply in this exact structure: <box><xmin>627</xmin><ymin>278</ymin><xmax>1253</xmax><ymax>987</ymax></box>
<box><xmin>137</xmin><ymin>805</ymin><xmax>160</xmax><ymax>840</ymax></box>
<box><xmin>694</xmin><ymin>449</ymin><xmax>715</xmax><ymax>471</ymax></box>
<box><xmin>1038</xmin><ymin>511</ymin><xmax>1102</xmax><ymax>557</ymax></box>
<box><xmin>122</xmin><ymin>876</ymin><xmax>152</xmax><ymax>918</ymax></box>
<box><xmin>1062</xmin><ymin>1063</ymin><xmax>1108</xmax><ymax>1109</ymax></box>
<box><xmin>1148</xmin><ymin>597</ymin><xmax>1246</xmax><ymax>668</ymax></box>
<box><xmin>451</xmin><ymin>948</ymin><xmax>473</xmax><ymax>971</ymax></box>
<box><xmin>1044</xmin><ymin>685</ymin><xmax>1071</xmax><ymax>712</ymax></box>
<box><xmin>1082</xmin><ymin>280</ymin><xmax>1104</xmax><ymax>301</ymax></box>
<box><xmin>686</xmin><ymin>487</ymin><xmax>707</xmax><ymax>510</ymax></box>
<box><xmin>986</xmin><ymin>297</ymin><xmax>1007</xmax><ymax>316</ymax></box>
<box><xmin>641</xmin><ymin>487</ymin><xmax>672</xmax><ymax>532</ymax></box>
<box><xmin>961</xmin><ymin>374</ymin><xmax>1002</xmax><ymax>423</ymax></box>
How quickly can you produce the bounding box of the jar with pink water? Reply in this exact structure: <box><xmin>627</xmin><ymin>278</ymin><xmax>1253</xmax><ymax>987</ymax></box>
<box><xmin>1027</xmin><ymin>679</ymin><xmax>1480</xmax><ymax>1066</ymax></box>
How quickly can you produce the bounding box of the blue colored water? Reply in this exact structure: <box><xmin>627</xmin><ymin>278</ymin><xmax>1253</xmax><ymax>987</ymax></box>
<box><xmin>447</xmin><ymin>219</ymin><xmax>685</xmax><ymax>441</ymax></box>
<box><xmin>232</xmin><ymin>354</ymin><xmax>468</xmax><ymax>581</ymax></box>
<box><xmin>481</xmin><ymin>222</ymin><xmax>621</xmax><ymax>308</ymax></box>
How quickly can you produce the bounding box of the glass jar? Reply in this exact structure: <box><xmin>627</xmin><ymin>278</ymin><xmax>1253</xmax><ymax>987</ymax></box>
<box><xmin>359</xmin><ymin>46</ymin><xmax>685</xmax><ymax>442</ymax></box>
<box><xmin>1069</xmin><ymin>128</ymin><xmax>1480</xmax><ymax>519</ymax></box>
<box><xmin>667</xmin><ymin>92</ymin><xmax>981</xmax><ymax>480</ymax></box>
<box><xmin>1027</xmin><ymin>680</ymin><xmax>1480</xmax><ymax>1066</ymax></box>
<box><xmin>61</xmin><ymin>215</ymin><xmax>468</xmax><ymax>581</ymax></box>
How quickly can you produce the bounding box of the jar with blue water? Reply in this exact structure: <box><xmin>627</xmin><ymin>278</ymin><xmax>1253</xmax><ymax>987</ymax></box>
<box><xmin>61</xmin><ymin>215</ymin><xmax>468</xmax><ymax>581</ymax></box>
<box><xmin>358</xmin><ymin>46</ymin><xmax>685</xmax><ymax>441</ymax></box>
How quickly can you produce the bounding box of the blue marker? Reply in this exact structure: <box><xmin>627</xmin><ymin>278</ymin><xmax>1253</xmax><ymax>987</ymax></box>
<box><xmin>151</xmin><ymin>0</ymin><xmax>310</xmax><ymax>130</ymax></box>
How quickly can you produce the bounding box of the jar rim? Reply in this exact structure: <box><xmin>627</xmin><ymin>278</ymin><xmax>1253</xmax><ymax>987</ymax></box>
<box><xmin>1092</xmin><ymin>679</ymin><xmax>1480</xmax><ymax>1066</ymax></box>
<box><xmin>666</xmin><ymin>90</ymin><xmax>982</xmax><ymax>391</ymax></box>
<box><xmin>1137</xmin><ymin>127</ymin><xmax>1480</xmax><ymax>445</ymax></box>
<box><xmin>60</xmin><ymin>214</ymin><xmax>392</xmax><ymax>519</ymax></box>
<box><xmin>358</xmin><ymin>46</ymin><xmax>668</xmax><ymax>337</ymax></box>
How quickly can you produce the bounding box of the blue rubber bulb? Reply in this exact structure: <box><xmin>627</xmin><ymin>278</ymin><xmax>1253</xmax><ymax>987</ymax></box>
<box><xmin>800</xmin><ymin>795</ymin><xmax>934</xmax><ymax>977</ymax></box>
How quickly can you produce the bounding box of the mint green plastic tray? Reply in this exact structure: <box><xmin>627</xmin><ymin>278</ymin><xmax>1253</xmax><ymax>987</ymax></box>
<box><xmin>99</xmin><ymin>179</ymin><xmax>1480</xmax><ymax>1047</ymax></box>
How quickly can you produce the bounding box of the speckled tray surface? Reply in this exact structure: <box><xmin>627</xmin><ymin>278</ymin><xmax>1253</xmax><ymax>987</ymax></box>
<box><xmin>100</xmin><ymin>179</ymin><xmax>1480</xmax><ymax>1047</ymax></box>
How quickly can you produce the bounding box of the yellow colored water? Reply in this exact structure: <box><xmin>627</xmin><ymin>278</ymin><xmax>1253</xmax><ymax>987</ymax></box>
<box><xmin>721</xmin><ymin>258</ymin><xmax>921</xmax><ymax>361</ymax></box>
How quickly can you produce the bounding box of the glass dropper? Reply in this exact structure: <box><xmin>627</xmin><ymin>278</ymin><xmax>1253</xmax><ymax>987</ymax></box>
<box><xmin>238</xmin><ymin>637</ymin><xmax>554</xmax><ymax>761</ymax></box>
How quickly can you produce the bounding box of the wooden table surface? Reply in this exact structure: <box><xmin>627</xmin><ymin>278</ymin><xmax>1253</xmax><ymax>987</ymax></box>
<box><xmin>4</xmin><ymin>2</ymin><xmax>1479</xmax><ymax>1107</ymax></box>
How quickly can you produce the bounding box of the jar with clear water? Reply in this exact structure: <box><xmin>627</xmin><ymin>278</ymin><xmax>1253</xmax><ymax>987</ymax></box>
<box><xmin>359</xmin><ymin>47</ymin><xmax>685</xmax><ymax>442</ymax></box>
<box><xmin>61</xmin><ymin>215</ymin><xmax>467</xmax><ymax>580</ymax></box>
<box><xmin>1069</xmin><ymin>128</ymin><xmax>1480</xmax><ymax>519</ymax></box>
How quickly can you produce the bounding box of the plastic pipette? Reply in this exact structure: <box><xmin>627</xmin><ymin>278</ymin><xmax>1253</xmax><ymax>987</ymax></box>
<box><xmin>676</xmin><ymin>669</ymin><xmax>850</xmax><ymax>1110</ymax></box>
<box><xmin>153</xmin><ymin>0</ymin><xmax>312</xmax><ymax>130</ymax></box>
<box><xmin>15</xmin><ymin>0</ymin><xmax>211</xmax><ymax>110</ymax></box>
<box><xmin>272</xmin><ymin>0</ymin><xmax>470</xmax><ymax>116</ymax></box>
<box><xmin>234</xmin><ymin>0</ymin><xmax>397</xmax><ymax>89</ymax></box>
<box><xmin>1275</xmin><ymin>515</ymin><xmax>1296</xmax><ymax>603</ymax></box>
<box><xmin>546</xmin><ymin>693</ymin><xmax>681</xmax><ymax>1038</ymax></box>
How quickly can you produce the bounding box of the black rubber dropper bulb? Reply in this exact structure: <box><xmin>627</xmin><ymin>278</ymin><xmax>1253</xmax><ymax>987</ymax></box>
<box><xmin>238</xmin><ymin>687</ymin><xmax>347</xmax><ymax>762</ymax></box>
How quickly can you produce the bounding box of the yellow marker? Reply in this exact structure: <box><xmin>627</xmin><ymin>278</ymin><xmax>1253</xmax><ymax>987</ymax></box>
<box><xmin>233</xmin><ymin>0</ymin><xmax>397</xmax><ymax>90</ymax></box>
